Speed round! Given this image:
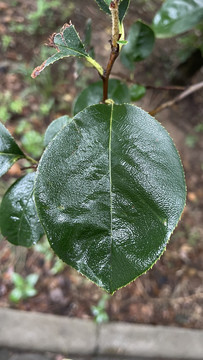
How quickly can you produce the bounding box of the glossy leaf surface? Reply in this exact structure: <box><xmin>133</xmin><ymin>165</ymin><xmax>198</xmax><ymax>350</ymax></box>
<box><xmin>31</xmin><ymin>24</ymin><xmax>103</xmax><ymax>78</ymax></box>
<box><xmin>44</xmin><ymin>115</ymin><xmax>71</xmax><ymax>147</ymax></box>
<box><xmin>0</xmin><ymin>173</ymin><xmax>44</xmax><ymax>247</ymax></box>
<box><xmin>35</xmin><ymin>104</ymin><xmax>186</xmax><ymax>293</ymax></box>
<box><xmin>121</xmin><ymin>20</ymin><xmax>155</xmax><ymax>70</ymax></box>
<box><xmin>153</xmin><ymin>0</ymin><xmax>203</xmax><ymax>38</ymax></box>
<box><xmin>73</xmin><ymin>79</ymin><xmax>130</xmax><ymax>115</ymax></box>
<box><xmin>0</xmin><ymin>122</ymin><xmax>25</xmax><ymax>177</ymax></box>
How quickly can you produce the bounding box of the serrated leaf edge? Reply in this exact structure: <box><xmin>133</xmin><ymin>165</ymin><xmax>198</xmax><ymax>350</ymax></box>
<box><xmin>34</xmin><ymin>103</ymin><xmax>187</xmax><ymax>294</ymax></box>
<box><xmin>31</xmin><ymin>24</ymin><xmax>103</xmax><ymax>78</ymax></box>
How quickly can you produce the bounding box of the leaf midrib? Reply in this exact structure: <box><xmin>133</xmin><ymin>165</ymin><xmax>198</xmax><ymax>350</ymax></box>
<box><xmin>109</xmin><ymin>104</ymin><xmax>113</xmax><ymax>292</ymax></box>
<box><xmin>0</xmin><ymin>152</ymin><xmax>23</xmax><ymax>157</ymax></box>
<box><xmin>17</xmin><ymin>187</ymin><xmax>34</xmax><ymax>244</ymax></box>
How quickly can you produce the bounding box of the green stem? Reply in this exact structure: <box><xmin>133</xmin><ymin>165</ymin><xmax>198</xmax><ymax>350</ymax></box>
<box><xmin>86</xmin><ymin>56</ymin><xmax>104</xmax><ymax>77</ymax></box>
<box><xmin>25</xmin><ymin>155</ymin><xmax>38</xmax><ymax>165</ymax></box>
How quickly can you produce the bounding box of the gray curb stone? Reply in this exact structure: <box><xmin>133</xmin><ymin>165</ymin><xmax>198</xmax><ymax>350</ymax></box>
<box><xmin>98</xmin><ymin>322</ymin><xmax>203</xmax><ymax>359</ymax></box>
<box><xmin>1</xmin><ymin>308</ymin><xmax>203</xmax><ymax>359</ymax></box>
<box><xmin>0</xmin><ymin>308</ymin><xmax>96</xmax><ymax>355</ymax></box>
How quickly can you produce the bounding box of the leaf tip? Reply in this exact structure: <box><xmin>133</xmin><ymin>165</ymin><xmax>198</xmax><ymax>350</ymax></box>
<box><xmin>60</xmin><ymin>21</ymin><xmax>72</xmax><ymax>32</ymax></box>
<box><xmin>31</xmin><ymin>61</ymin><xmax>46</xmax><ymax>79</ymax></box>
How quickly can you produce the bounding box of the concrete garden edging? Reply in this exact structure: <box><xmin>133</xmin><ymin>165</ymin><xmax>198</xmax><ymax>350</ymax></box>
<box><xmin>0</xmin><ymin>308</ymin><xmax>203</xmax><ymax>359</ymax></box>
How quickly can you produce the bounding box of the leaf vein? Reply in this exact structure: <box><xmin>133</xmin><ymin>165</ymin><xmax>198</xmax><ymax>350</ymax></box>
<box><xmin>109</xmin><ymin>103</ymin><xmax>114</xmax><ymax>292</ymax></box>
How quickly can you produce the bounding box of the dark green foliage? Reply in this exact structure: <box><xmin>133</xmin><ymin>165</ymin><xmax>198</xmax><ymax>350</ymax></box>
<box><xmin>153</xmin><ymin>0</ymin><xmax>203</xmax><ymax>38</ymax></box>
<box><xmin>34</xmin><ymin>104</ymin><xmax>186</xmax><ymax>293</ymax></box>
<box><xmin>121</xmin><ymin>20</ymin><xmax>155</xmax><ymax>70</ymax></box>
<box><xmin>0</xmin><ymin>173</ymin><xmax>44</xmax><ymax>247</ymax></box>
<box><xmin>44</xmin><ymin>115</ymin><xmax>72</xmax><ymax>147</ymax></box>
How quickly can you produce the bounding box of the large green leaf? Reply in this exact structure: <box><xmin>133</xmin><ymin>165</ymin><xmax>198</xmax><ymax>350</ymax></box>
<box><xmin>0</xmin><ymin>122</ymin><xmax>25</xmax><ymax>177</ymax></box>
<box><xmin>73</xmin><ymin>79</ymin><xmax>130</xmax><ymax>115</ymax></box>
<box><xmin>121</xmin><ymin>20</ymin><xmax>155</xmax><ymax>70</ymax></box>
<box><xmin>0</xmin><ymin>173</ymin><xmax>44</xmax><ymax>247</ymax></box>
<box><xmin>34</xmin><ymin>104</ymin><xmax>186</xmax><ymax>293</ymax></box>
<box><xmin>31</xmin><ymin>24</ymin><xmax>103</xmax><ymax>78</ymax></box>
<box><xmin>152</xmin><ymin>0</ymin><xmax>203</xmax><ymax>38</ymax></box>
<box><xmin>44</xmin><ymin>115</ymin><xmax>72</xmax><ymax>147</ymax></box>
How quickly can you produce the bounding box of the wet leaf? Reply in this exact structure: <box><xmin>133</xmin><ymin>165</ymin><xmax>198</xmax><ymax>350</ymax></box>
<box><xmin>44</xmin><ymin>115</ymin><xmax>72</xmax><ymax>147</ymax></box>
<box><xmin>0</xmin><ymin>173</ymin><xmax>44</xmax><ymax>247</ymax></box>
<box><xmin>35</xmin><ymin>104</ymin><xmax>186</xmax><ymax>293</ymax></box>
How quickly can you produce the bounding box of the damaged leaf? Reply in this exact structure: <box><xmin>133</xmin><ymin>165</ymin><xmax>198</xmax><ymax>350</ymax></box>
<box><xmin>31</xmin><ymin>23</ymin><xmax>103</xmax><ymax>78</ymax></box>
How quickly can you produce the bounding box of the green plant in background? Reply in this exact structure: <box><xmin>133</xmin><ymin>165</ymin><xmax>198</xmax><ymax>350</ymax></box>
<box><xmin>1</xmin><ymin>35</ymin><xmax>13</xmax><ymax>52</ymax></box>
<box><xmin>9</xmin><ymin>0</ymin><xmax>62</xmax><ymax>35</ymax></box>
<box><xmin>9</xmin><ymin>272</ymin><xmax>39</xmax><ymax>303</ymax></box>
<box><xmin>34</xmin><ymin>238</ymin><xmax>65</xmax><ymax>274</ymax></box>
<box><xmin>0</xmin><ymin>92</ymin><xmax>26</xmax><ymax>123</ymax></box>
<box><xmin>21</xmin><ymin>130</ymin><xmax>44</xmax><ymax>159</ymax></box>
<box><xmin>1</xmin><ymin>0</ymin><xmax>203</xmax><ymax>293</ymax></box>
<box><xmin>91</xmin><ymin>294</ymin><xmax>109</xmax><ymax>323</ymax></box>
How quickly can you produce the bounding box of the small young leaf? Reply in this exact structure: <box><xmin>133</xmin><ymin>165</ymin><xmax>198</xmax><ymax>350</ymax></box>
<box><xmin>73</xmin><ymin>79</ymin><xmax>130</xmax><ymax>115</ymax></box>
<box><xmin>152</xmin><ymin>0</ymin><xmax>203</xmax><ymax>38</ymax></box>
<box><xmin>117</xmin><ymin>40</ymin><xmax>128</xmax><ymax>45</ymax></box>
<box><xmin>26</xmin><ymin>273</ymin><xmax>39</xmax><ymax>287</ymax></box>
<box><xmin>34</xmin><ymin>104</ymin><xmax>186</xmax><ymax>294</ymax></box>
<box><xmin>119</xmin><ymin>0</ymin><xmax>131</xmax><ymax>23</ymax></box>
<box><xmin>0</xmin><ymin>173</ymin><xmax>44</xmax><ymax>247</ymax></box>
<box><xmin>94</xmin><ymin>0</ymin><xmax>130</xmax><ymax>22</ymax></box>
<box><xmin>130</xmin><ymin>84</ymin><xmax>146</xmax><ymax>101</ymax></box>
<box><xmin>25</xmin><ymin>288</ymin><xmax>37</xmax><ymax>297</ymax></box>
<box><xmin>121</xmin><ymin>20</ymin><xmax>155</xmax><ymax>70</ymax></box>
<box><xmin>9</xmin><ymin>288</ymin><xmax>23</xmax><ymax>303</ymax></box>
<box><xmin>44</xmin><ymin>115</ymin><xmax>71</xmax><ymax>147</ymax></box>
<box><xmin>0</xmin><ymin>122</ymin><xmax>25</xmax><ymax>177</ymax></box>
<box><xmin>31</xmin><ymin>24</ymin><xmax>103</xmax><ymax>78</ymax></box>
<box><xmin>94</xmin><ymin>0</ymin><xmax>111</xmax><ymax>15</ymax></box>
<box><xmin>12</xmin><ymin>273</ymin><xmax>25</xmax><ymax>288</ymax></box>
